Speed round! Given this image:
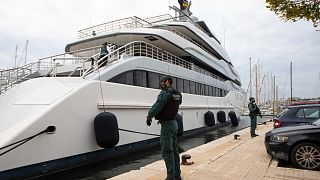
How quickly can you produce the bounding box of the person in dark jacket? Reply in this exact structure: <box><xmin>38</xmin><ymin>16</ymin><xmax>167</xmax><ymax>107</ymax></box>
<box><xmin>98</xmin><ymin>42</ymin><xmax>111</xmax><ymax>67</ymax></box>
<box><xmin>248</xmin><ymin>97</ymin><xmax>262</xmax><ymax>137</ymax></box>
<box><xmin>147</xmin><ymin>76</ymin><xmax>182</xmax><ymax>180</ymax></box>
<box><xmin>177</xmin><ymin>0</ymin><xmax>192</xmax><ymax>20</ymax></box>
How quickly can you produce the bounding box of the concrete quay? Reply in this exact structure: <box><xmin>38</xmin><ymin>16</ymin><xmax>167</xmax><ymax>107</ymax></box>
<box><xmin>110</xmin><ymin>122</ymin><xmax>320</xmax><ymax>180</ymax></box>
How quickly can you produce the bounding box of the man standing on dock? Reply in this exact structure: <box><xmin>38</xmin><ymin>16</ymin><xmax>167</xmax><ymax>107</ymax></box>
<box><xmin>248</xmin><ymin>97</ymin><xmax>262</xmax><ymax>138</ymax></box>
<box><xmin>146</xmin><ymin>76</ymin><xmax>183</xmax><ymax>180</ymax></box>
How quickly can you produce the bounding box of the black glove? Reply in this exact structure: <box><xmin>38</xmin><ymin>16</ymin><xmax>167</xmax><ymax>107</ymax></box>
<box><xmin>146</xmin><ymin>117</ymin><xmax>152</xmax><ymax>126</ymax></box>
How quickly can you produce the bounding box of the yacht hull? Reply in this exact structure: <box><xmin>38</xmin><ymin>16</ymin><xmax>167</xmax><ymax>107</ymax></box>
<box><xmin>0</xmin><ymin>77</ymin><xmax>242</xmax><ymax>178</ymax></box>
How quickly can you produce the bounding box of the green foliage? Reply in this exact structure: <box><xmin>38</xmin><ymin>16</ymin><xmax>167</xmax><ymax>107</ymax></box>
<box><xmin>266</xmin><ymin>0</ymin><xmax>320</xmax><ymax>28</ymax></box>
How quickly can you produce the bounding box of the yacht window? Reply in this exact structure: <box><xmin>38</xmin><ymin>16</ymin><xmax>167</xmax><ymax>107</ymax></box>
<box><xmin>190</xmin><ymin>81</ymin><xmax>196</xmax><ymax>94</ymax></box>
<box><xmin>171</xmin><ymin>77</ymin><xmax>177</xmax><ymax>89</ymax></box>
<box><xmin>200</xmin><ymin>84</ymin><xmax>205</xmax><ymax>95</ymax></box>
<box><xmin>216</xmin><ymin>88</ymin><xmax>220</xmax><ymax>97</ymax></box>
<box><xmin>134</xmin><ymin>70</ymin><xmax>147</xmax><ymax>87</ymax></box>
<box><xmin>205</xmin><ymin>85</ymin><xmax>209</xmax><ymax>96</ymax></box>
<box><xmin>183</xmin><ymin>80</ymin><xmax>190</xmax><ymax>93</ymax></box>
<box><xmin>148</xmin><ymin>72</ymin><xmax>160</xmax><ymax>89</ymax></box>
<box><xmin>109</xmin><ymin>70</ymin><xmax>133</xmax><ymax>85</ymax></box>
<box><xmin>177</xmin><ymin>78</ymin><xmax>184</xmax><ymax>93</ymax></box>
<box><xmin>212</xmin><ymin>87</ymin><xmax>216</xmax><ymax>96</ymax></box>
<box><xmin>195</xmin><ymin>83</ymin><xmax>200</xmax><ymax>95</ymax></box>
<box><xmin>208</xmin><ymin>86</ymin><xmax>213</xmax><ymax>96</ymax></box>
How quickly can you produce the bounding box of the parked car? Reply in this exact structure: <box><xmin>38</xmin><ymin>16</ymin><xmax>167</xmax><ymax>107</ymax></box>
<box><xmin>273</xmin><ymin>104</ymin><xmax>320</xmax><ymax>128</ymax></box>
<box><xmin>265</xmin><ymin>118</ymin><xmax>320</xmax><ymax>170</ymax></box>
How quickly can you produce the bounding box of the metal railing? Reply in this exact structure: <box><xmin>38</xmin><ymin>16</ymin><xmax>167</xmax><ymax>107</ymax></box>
<box><xmin>78</xmin><ymin>17</ymin><xmax>147</xmax><ymax>39</ymax></box>
<box><xmin>0</xmin><ymin>46</ymin><xmax>102</xmax><ymax>94</ymax></box>
<box><xmin>143</xmin><ymin>14</ymin><xmax>176</xmax><ymax>24</ymax></box>
<box><xmin>78</xmin><ymin>12</ymin><xmax>209</xmax><ymax>39</ymax></box>
<box><xmin>83</xmin><ymin>41</ymin><xmax>225</xmax><ymax>82</ymax></box>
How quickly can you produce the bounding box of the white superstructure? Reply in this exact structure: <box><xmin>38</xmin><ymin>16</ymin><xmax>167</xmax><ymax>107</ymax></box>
<box><xmin>0</xmin><ymin>7</ymin><xmax>245</xmax><ymax>179</ymax></box>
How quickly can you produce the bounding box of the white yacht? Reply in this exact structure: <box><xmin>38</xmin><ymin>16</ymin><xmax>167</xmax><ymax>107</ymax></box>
<box><xmin>0</xmin><ymin>5</ymin><xmax>245</xmax><ymax>179</ymax></box>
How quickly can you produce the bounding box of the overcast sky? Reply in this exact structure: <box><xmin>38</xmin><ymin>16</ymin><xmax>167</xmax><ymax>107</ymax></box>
<box><xmin>0</xmin><ymin>0</ymin><xmax>319</xmax><ymax>99</ymax></box>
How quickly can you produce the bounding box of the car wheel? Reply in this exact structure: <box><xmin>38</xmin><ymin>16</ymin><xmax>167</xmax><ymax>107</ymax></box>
<box><xmin>290</xmin><ymin>142</ymin><xmax>320</xmax><ymax>170</ymax></box>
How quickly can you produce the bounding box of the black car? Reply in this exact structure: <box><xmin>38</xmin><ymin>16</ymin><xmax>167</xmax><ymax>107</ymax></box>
<box><xmin>265</xmin><ymin>119</ymin><xmax>320</xmax><ymax>170</ymax></box>
<box><xmin>274</xmin><ymin>104</ymin><xmax>320</xmax><ymax>128</ymax></box>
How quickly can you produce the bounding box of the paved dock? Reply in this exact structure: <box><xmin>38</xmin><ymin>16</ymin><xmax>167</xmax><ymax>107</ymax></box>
<box><xmin>110</xmin><ymin>122</ymin><xmax>320</xmax><ymax>180</ymax></box>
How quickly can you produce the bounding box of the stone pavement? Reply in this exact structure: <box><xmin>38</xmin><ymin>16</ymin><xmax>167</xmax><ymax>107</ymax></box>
<box><xmin>110</xmin><ymin>122</ymin><xmax>320</xmax><ymax>180</ymax></box>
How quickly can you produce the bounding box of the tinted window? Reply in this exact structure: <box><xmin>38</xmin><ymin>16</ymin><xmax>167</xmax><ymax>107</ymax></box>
<box><xmin>148</xmin><ymin>72</ymin><xmax>159</xmax><ymax>89</ymax></box>
<box><xmin>200</xmin><ymin>84</ymin><xmax>205</xmax><ymax>95</ymax></box>
<box><xmin>208</xmin><ymin>86</ymin><xmax>213</xmax><ymax>96</ymax></box>
<box><xmin>171</xmin><ymin>77</ymin><xmax>177</xmax><ymax>89</ymax></box>
<box><xmin>294</xmin><ymin>108</ymin><xmax>319</xmax><ymax>119</ymax></box>
<box><xmin>205</xmin><ymin>85</ymin><xmax>209</xmax><ymax>96</ymax></box>
<box><xmin>304</xmin><ymin>108</ymin><xmax>319</xmax><ymax>118</ymax></box>
<box><xmin>109</xmin><ymin>70</ymin><xmax>133</xmax><ymax>85</ymax></box>
<box><xmin>190</xmin><ymin>81</ymin><xmax>196</xmax><ymax>94</ymax></box>
<box><xmin>134</xmin><ymin>70</ymin><xmax>147</xmax><ymax>87</ymax></box>
<box><xmin>183</xmin><ymin>80</ymin><xmax>190</xmax><ymax>93</ymax></box>
<box><xmin>212</xmin><ymin>87</ymin><xmax>216</xmax><ymax>96</ymax></box>
<box><xmin>277</xmin><ymin>108</ymin><xmax>289</xmax><ymax>118</ymax></box>
<box><xmin>216</xmin><ymin>88</ymin><xmax>220</xmax><ymax>97</ymax></box>
<box><xmin>177</xmin><ymin>78</ymin><xmax>184</xmax><ymax>92</ymax></box>
<box><xmin>195</xmin><ymin>83</ymin><xmax>200</xmax><ymax>95</ymax></box>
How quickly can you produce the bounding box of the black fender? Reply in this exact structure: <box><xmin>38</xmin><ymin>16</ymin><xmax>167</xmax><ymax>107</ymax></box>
<box><xmin>217</xmin><ymin>111</ymin><xmax>226</xmax><ymax>123</ymax></box>
<box><xmin>94</xmin><ymin>112</ymin><xmax>119</xmax><ymax>148</ymax></box>
<box><xmin>204</xmin><ymin>111</ymin><xmax>215</xmax><ymax>127</ymax></box>
<box><xmin>228</xmin><ymin>111</ymin><xmax>238</xmax><ymax>126</ymax></box>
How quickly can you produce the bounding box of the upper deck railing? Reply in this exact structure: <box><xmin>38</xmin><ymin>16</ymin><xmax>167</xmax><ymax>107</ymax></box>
<box><xmin>78</xmin><ymin>11</ymin><xmax>209</xmax><ymax>39</ymax></box>
<box><xmin>83</xmin><ymin>41</ymin><xmax>225</xmax><ymax>83</ymax></box>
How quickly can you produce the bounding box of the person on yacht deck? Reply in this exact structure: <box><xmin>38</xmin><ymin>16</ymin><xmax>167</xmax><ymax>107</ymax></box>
<box><xmin>178</xmin><ymin>0</ymin><xmax>192</xmax><ymax>21</ymax></box>
<box><xmin>98</xmin><ymin>42</ymin><xmax>111</xmax><ymax>66</ymax></box>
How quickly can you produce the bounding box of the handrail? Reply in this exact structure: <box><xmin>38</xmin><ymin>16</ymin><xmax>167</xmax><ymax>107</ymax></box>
<box><xmin>77</xmin><ymin>12</ymin><xmax>209</xmax><ymax>39</ymax></box>
<box><xmin>0</xmin><ymin>46</ymin><xmax>102</xmax><ymax>94</ymax></box>
<box><xmin>143</xmin><ymin>14</ymin><xmax>177</xmax><ymax>24</ymax></box>
<box><xmin>83</xmin><ymin>41</ymin><xmax>226</xmax><ymax>82</ymax></box>
<box><xmin>78</xmin><ymin>17</ymin><xmax>146</xmax><ymax>38</ymax></box>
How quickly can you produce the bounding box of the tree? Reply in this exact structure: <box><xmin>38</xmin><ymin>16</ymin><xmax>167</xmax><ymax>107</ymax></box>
<box><xmin>266</xmin><ymin>0</ymin><xmax>320</xmax><ymax>29</ymax></box>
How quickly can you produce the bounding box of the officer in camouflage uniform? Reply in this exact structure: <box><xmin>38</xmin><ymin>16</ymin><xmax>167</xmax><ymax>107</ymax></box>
<box><xmin>248</xmin><ymin>97</ymin><xmax>262</xmax><ymax>138</ymax></box>
<box><xmin>147</xmin><ymin>76</ymin><xmax>182</xmax><ymax>180</ymax></box>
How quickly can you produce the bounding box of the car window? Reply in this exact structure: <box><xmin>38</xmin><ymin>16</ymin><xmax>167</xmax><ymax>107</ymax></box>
<box><xmin>277</xmin><ymin>108</ymin><xmax>289</xmax><ymax>118</ymax></box>
<box><xmin>295</xmin><ymin>108</ymin><xmax>320</xmax><ymax>119</ymax></box>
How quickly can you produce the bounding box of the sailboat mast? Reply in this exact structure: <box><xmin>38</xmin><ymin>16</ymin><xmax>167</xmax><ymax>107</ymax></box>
<box><xmin>255</xmin><ymin>63</ymin><xmax>259</xmax><ymax>105</ymax></box>
<box><xmin>249</xmin><ymin>57</ymin><xmax>252</xmax><ymax>98</ymax></box>
<box><xmin>24</xmin><ymin>40</ymin><xmax>29</xmax><ymax>65</ymax></box>
<box><xmin>290</xmin><ymin>61</ymin><xmax>293</xmax><ymax>102</ymax></box>
<box><xmin>14</xmin><ymin>45</ymin><xmax>18</xmax><ymax>67</ymax></box>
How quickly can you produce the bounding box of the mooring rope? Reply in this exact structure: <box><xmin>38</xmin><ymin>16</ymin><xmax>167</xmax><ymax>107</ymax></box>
<box><xmin>0</xmin><ymin>129</ymin><xmax>47</xmax><ymax>156</ymax></box>
<box><xmin>118</xmin><ymin>128</ymin><xmax>160</xmax><ymax>137</ymax></box>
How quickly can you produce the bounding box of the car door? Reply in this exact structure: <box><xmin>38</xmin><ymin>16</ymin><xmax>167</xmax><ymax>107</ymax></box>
<box><xmin>293</xmin><ymin>107</ymin><xmax>320</xmax><ymax>125</ymax></box>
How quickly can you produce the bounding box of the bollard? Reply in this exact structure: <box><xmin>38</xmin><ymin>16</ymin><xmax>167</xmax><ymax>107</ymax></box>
<box><xmin>181</xmin><ymin>154</ymin><xmax>193</xmax><ymax>165</ymax></box>
<box><xmin>234</xmin><ymin>134</ymin><xmax>240</xmax><ymax>140</ymax></box>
